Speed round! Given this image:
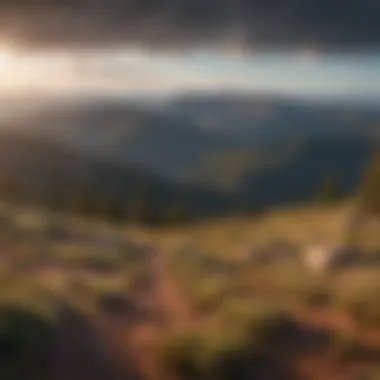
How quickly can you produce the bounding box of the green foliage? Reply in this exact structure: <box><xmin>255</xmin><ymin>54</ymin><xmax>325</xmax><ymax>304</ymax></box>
<box><xmin>165</xmin><ymin>201</ymin><xmax>192</xmax><ymax>225</ymax></box>
<box><xmin>158</xmin><ymin>306</ymin><xmax>296</xmax><ymax>380</ymax></box>
<box><xmin>358</xmin><ymin>151</ymin><xmax>380</xmax><ymax>215</ymax></box>
<box><xmin>126</xmin><ymin>184</ymin><xmax>151</xmax><ymax>224</ymax></box>
<box><xmin>336</xmin><ymin>276</ymin><xmax>380</xmax><ymax>327</ymax></box>
<box><xmin>0</xmin><ymin>306</ymin><xmax>54</xmax><ymax>380</ymax></box>
<box><xmin>73</xmin><ymin>187</ymin><xmax>100</xmax><ymax>219</ymax></box>
<box><xmin>158</xmin><ymin>329</ymin><xmax>205</xmax><ymax>379</ymax></box>
<box><xmin>104</xmin><ymin>197</ymin><xmax>126</xmax><ymax>225</ymax></box>
<box><xmin>190</xmin><ymin>277</ymin><xmax>229</xmax><ymax>313</ymax></box>
<box><xmin>363</xmin><ymin>366</ymin><xmax>380</xmax><ymax>380</ymax></box>
<box><xmin>315</xmin><ymin>174</ymin><xmax>341</xmax><ymax>203</ymax></box>
<box><xmin>158</xmin><ymin>326</ymin><xmax>254</xmax><ymax>380</ymax></box>
<box><xmin>330</xmin><ymin>331</ymin><xmax>368</xmax><ymax>362</ymax></box>
<box><xmin>198</xmin><ymin>328</ymin><xmax>257</xmax><ymax>380</ymax></box>
<box><xmin>0</xmin><ymin>175</ymin><xmax>24</xmax><ymax>205</ymax></box>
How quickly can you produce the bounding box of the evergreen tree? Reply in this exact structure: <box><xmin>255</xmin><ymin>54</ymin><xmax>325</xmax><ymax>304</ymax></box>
<box><xmin>126</xmin><ymin>183</ymin><xmax>154</xmax><ymax>225</ymax></box>
<box><xmin>106</xmin><ymin>197</ymin><xmax>126</xmax><ymax>225</ymax></box>
<box><xmin>358</xmin><ymin>151</ymin><xmax>380</xmax><ymax>215</ymax></box>
<box><xmin>73</xmin><ymin>187</ymin><xmax>99</xmax><ymax>219</ymax></box>
<box><xmin>315</xmin><ymin>174</ymin><xmax>341</xmax><ymax>203</ymax></box>
<box><xmin>165</xmin><ymin>201</ymin><xmax>192</xmax><ymax>225</ymax></box>
<box><xmin>0</xmin><ymin>174</ymin><xmax>22</xmax><ymax>204</ymax></box>
<box><xmin>44</xmin><ymin>187</ymin><xmax>66</xmax><ymax>213</ymax></box>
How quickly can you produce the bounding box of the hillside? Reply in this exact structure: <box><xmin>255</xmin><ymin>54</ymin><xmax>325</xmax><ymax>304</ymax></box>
<box><xmin>236</xmin><ymin>135</ymin><xmax>376</xmax><ymax>209</ymax></box>
<box><xmin>1</xmin><ymin>94</ymin><xmax>379</xmax><ymax>215</ymax></box>
<box><xmin>0</xmin><ymin>129</ymin><xmax>230</xmax><ymax>218</ymax></box>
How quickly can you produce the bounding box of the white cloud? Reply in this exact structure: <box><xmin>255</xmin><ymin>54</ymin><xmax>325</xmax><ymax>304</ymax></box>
<box><xmin>0</xmin><ymin>48</ymin><xmax>378</xmax><ymax>103</ymax></box>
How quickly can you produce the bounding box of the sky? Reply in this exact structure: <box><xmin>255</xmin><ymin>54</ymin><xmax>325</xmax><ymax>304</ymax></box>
<box><xmin>0</xmin><ymin>0</ymin><xmax>379</xmax><ymax>52</ymax></box>
<box><xmin>0</xmin><ymin>0</ymin><xmax>379</xmax><ymax>103</ymax></box>
<box><xmin>0</xmin><ymin>48</ymin><xmax>379</xmax><ymax>103</ymax></box>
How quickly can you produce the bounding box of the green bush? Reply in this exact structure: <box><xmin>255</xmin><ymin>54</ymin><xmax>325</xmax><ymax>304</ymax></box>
<box><xmin>157</xmin><ymin>329</ymin><xmax>205</xmax><ymax>379</ymax></box>
<box><xmin>363</xmin><ymin>367</ymin><xmax>380</xmax><ymax>380</ymax></box>
<box><xmin>190</xmin><ymin>277</ymin><xmax>229</xmax><ymax>313</ymax></box>
<box><xmin>0</xmin><ymin>306</ymin><xmax>54</xmax><ymax>380</ymax></box>
<box><xmin>220</xmin><ymin>300</ymin><xmax>292</xmax><ymax>333</ymax></box>
<box><xmin>303</xmin><ymin>286</ymin><xmax>332</xmax><ymax>308</ymax></box>
<box><xmin>199</xmin><ymin>329</ymin><xmax>256</xmax><ymax>380</ymax></box>
<box><xmin>336</xmin><ymin>279</ymin><xmax>380</xmax><ymax>327</ymax></box>
<box><xmin>330</xmin><ymin>331</ymin><xmax>368</xmax><ymax>362</ymax></box>
<box><xmin>349</xmin><ymin>299</ymin><xmax>380</xmax><ymax>327</ymax></box>
<box><xmin>158</xmin><ymin>305</ymin><xmax>297</xmax><ymax>380</ymax></box>
<box><xmin>157</xmin><ymin>326</ymin><xmax>256</xmax><ymax>380</ymax></box>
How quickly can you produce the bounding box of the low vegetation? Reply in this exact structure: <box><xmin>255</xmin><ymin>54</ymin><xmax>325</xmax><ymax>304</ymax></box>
<box><xmin>157</xmin><ymin>306</ymin><xmax>297</xmax><ymax>380</ymax></box>
<box><xmin>0</xmin><ymin>305</ymin><xmax>55</xmax><ymax>380</ymax></box>
<box><xmin>334</xmin><ymin>272</ymin><xmax>380</xmax><ymax>327</ymax></box>
<box><xmin>0</xmin><ymin>152</ymin><xmax>378</xmax><ymax>380</ymax></box>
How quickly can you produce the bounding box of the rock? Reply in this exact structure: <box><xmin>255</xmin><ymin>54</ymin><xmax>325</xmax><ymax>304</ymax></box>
<box><xmin>303</xmin><ymin>244</ymin><xmax>334</xmax><ymax>272</ymax></box>
<box><xmin>304</xmin><ymin>244</ymin><xmax>364</xmax><ymax>272</ymax></box>
<box><xmin>250</xmin><ymin>241</ymin><xmax>299</xmax><ymax>264</ymax></box>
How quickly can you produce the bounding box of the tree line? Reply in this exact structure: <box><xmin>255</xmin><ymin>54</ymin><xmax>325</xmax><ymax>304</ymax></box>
<box><xmin>0</xmin><ymin>176</ymin><xmax>193</xmax><ymax>227</ymax></box>
<box><xmin>314</xmin><ymin>149</ymin><xmax>380</xmax><ymax>216</ymax></box>
<box><xmin>0</xmin><ymin>149</ymin><xmax>378</xmax><ymax>227</ymax></box>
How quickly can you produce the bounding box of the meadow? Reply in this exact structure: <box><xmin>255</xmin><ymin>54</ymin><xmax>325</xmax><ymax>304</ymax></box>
<box><xmin>0</xmin><ymin>198</ymin><xmax>379</xmax><ymax>380</ymax></box>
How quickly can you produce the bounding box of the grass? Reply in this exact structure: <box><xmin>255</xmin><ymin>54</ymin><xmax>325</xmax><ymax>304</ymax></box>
<box><xmin>334</xmin><ymin>269</ymin><xmax>380</xmax><ymax>327</ymax></box>
<box><xmin>330</xmin><ymin>330</ymin><xmax>370</xmax><ymax>362</ymax></box>
<box><xmin>189</xmin><ymin>276</ymin><xmax>230</xmax><ymax>313</ymax></box>
<box><xmin>0</xmin><ymin>304</ymin><xmax>56</xmax><ymax>380</ymax></box>
<box><xmin>0</xmin><ymin>203</ymin><xmax>155</xmax><ymax>380</ymax></box>
<box><xmin>0</xmin><ymin>201</ymin><xmax>150</xmax><ymax>320</ymax></box>
<box><xmin>0</xmin><ymin>199</ymin><xmax>379</xmax><ymax>380</ymax></box>
<box><xmin>363</xmin><ymin>367</ymin><xmax>380</xmax><ymax>380</ymax></box>
<box><xmin>132</xmin><ymin>200</ymin><xmax>380</xmax><ymax>257</ymax></box>
<box><xmin>157</xmin><ymin>329</ymin><xmax>205</xmax><ymax>378</ymax></box>
<box><xmin>157</xmin><ymin>305</ymin><xmax>297</xmax><ymax>380</ymax></box>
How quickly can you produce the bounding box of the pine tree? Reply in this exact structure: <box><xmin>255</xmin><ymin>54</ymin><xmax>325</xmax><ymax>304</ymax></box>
<box><xmin>44</xmin><ymin>187</ymin><xmax>66</xmax><ymax>213</ymax></box>
<box><xmin>165</xmin><ymin>201</ymin><xmax>192</xmax><ymax>225</ymax></box>
<box><xmin>0</xmin><ymin>174</ymin><xmax>22</xmax><ymax>204</ymax></box>
<box><xmin>73</xmin><ymin>187</ymin><xmax>99</xmax><ymax>219</ymax></box>
<box><xmin>126</xmin><ymin>184</ymin><xmax>152</xmax><ymax>225</ymax></box>
<box><xmin>315</xmin><ymin>174</ymin><xmax>341</xmax><ymax>204</ymax></box>
<box><xmin>358</xmin><ymin>151</ymin><xmax>380</xmax><ymax>215</ymax></box>
<box><xmin>106</xmin><ymin>197</ymin><xmax>126</xmax><ymax>225</ymax></box>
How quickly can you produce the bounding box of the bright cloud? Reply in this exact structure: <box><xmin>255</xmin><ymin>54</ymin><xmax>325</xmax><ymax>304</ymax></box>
<box><xmin>0</xmin><ymin>48</ymin><xmax>378</xmax><ymax>103</ymax></box>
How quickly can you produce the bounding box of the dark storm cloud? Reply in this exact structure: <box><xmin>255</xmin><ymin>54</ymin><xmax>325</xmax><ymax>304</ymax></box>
<box><xmin>1</xmin><ymin>0</ymin><xmax>379</xmax><ymax>51</ymax></box>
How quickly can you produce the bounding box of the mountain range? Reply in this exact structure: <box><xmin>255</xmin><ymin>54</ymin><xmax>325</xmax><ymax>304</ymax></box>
<box><xmin>1</xmin><ymin>93</ymin><xmax>379</xmax><ymax>218</ymax></box>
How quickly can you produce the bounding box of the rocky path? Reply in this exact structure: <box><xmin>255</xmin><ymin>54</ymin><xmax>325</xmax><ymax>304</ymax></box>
<box><xmin>45</xmin><ymin>240</ymin><xmax>195</xmax><ymax>380</ymax></box>
<box><xmin>125</xmin><ymin>246</ymin><xmax>195</xmax><ymax>379</ymax></box>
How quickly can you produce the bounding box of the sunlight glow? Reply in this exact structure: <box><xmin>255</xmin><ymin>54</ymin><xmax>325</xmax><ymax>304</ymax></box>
<box><xmin>0</xmin><ymin>47</ymin><xmax>377</xmax><ymax>102</ymax></box>
<box><xmin>0</xmin><ymin>41</ymin><xmax>17</xmax><ymax>70</ymax></box>
<box><xmin>0</xmin><ymin>49</ymin><xmax>12</xmax><ymax>64</ymax></box>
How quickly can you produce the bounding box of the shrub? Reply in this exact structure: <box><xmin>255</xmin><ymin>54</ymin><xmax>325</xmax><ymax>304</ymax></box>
<box><xmin>363</xmin><ymin>367</ymin><xmax>380</xmax><ymax>380</ymax></box>
<box><xmin>190</xmin><ymin>277</ymin><xmax>229</xmax><ymax>313</ymax></box>
<box><xmin>157</xmin><ymin>329</ymin><xmax>205</xmax><ymax>379</ymax></box>
<box><xmin>336</xmin><ymin>276</ymin><xmax>380</xmax><ymax>327</ymax></box>
<box><xmin>0</xmin><ymin>306</ymin><xmax>55</xmax><ymax>380</ymax></box>
<box><xmin>199</xmin><ymin>329</ymin><xmax>256</xmax><ymax>380</ymax></box>
<box><xmin>330</xmin><ymin>331</ymin><xmax>368</xmax><ymax>362</ymax></box>
<box><xmin>243</xmin><ymin>308</ymin><xmax>299</xmax><ymax>350</ymax></box>
<box><xmin>157</xmin><ymin>326</ymin><xmax>258</xmax><ymax>380</ymax></box>
<box><xmin>303</xmin><ymin>287</ymin><xmax>332</xmax><ymax>308</ymax></box>
<box><xmin>158</xmin><ymin>304</ymin><xmax>298</xmax><ymax>380</ymax></box>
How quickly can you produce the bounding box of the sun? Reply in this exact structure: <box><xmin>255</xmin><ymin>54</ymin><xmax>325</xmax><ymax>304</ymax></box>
<box><xmin>0</xmin><ymin>42</ymin><xmax>23</xmax><ymax>86</ymax></box>
<box><xmin>0</xmin><ymin>41</ymin><xmax>17</xmax><ymax>65</ymax></box>
<box><xmin>0</xmin><ymin>52</ymin><xmax>12</xmax><ymax>69</ymax></box>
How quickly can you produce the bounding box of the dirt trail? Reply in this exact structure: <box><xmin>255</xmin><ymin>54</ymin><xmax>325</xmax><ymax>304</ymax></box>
<box><xmin>35</xmin><ymin>239</ymin><xmax>380</xmax><ymax>380</ymax></box>
<box><xmin>50</xmin><ymin>310</ymin><xmax>143</xmax><ymax>380</ymax></box>
<box><xmin>151</xmin><ymin>249</ymin><xmax>194</xmax><ymax>329</ymax></box>
<box><xmin>48</xmin><ymin>242</ymin><xmax>198</xmax><ymax>380</ymax></box>
<box><xmin>125</xmin><ymin>246</ymin><xmax>196</xmax><ymax>379</ymax></box>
